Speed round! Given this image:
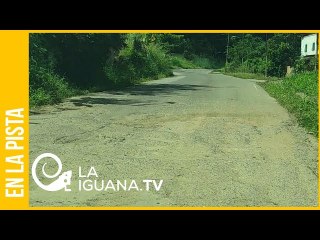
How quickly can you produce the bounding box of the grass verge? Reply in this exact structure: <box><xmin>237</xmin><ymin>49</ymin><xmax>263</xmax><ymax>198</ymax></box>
<box><xmin>261</xmin><ymin>72</ymin><xmax>318</xmax><ymax>136</ymax></box>
<box><xmin>223</xmin><ymin>72</ymin><xmax>279</xmax><ymax>81</ymax></box>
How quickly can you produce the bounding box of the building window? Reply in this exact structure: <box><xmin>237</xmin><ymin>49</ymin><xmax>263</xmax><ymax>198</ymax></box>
<box><xmin>305</xmin><ymin>44</ymin><xmax>308</xmax><ymax>52</ymax></box>
<box><xmin>312</xmin><ymin>42</ymin><xmax>316</xmax><ymax>51</ymax></box>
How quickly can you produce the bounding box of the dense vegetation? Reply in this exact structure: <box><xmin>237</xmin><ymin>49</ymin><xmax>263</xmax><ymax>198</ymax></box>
<box><xmin>225</xmin><ymin>33</ymin><xmax>318</xmax><ymax>77</ymax></box>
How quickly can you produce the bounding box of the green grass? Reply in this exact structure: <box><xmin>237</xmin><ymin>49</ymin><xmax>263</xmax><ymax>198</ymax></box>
<box><xmin>170</xmin><ymin>55</ymin><xmax>219</xmax><ymax>69</ymax></box>
<box><xmin>170</xmin><ymin>55</ymin><xmax>198</xmax><ymax>69</ymax></box>
<box><xmin>261</xmin><ymin>72</ymin><xmax>318</xmax><ymax>136</ymax></box>
<box><xmin>223</xmin><ymin>72</ymin><xmax>279</xmax><ymax>81</ymax></box>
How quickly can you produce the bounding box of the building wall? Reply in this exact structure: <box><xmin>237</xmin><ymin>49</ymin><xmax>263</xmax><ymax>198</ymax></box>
<box><xmin>301</xmin><ymin>34</ymin><xmax>317</xmax><ymax>57</ymax></box>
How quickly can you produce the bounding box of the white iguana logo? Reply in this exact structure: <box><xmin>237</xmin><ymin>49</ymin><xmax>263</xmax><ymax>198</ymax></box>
<box><xmin>32</xmin><ymin>153</ymin><xmax>72</xmax><ymax>192</ymax></box>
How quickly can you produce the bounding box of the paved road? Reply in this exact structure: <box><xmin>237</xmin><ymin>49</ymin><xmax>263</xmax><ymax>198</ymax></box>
<box><xmin>30</xmin><ymin>69</ymin><xmax>318</xmax><ymax>207</ymax></box>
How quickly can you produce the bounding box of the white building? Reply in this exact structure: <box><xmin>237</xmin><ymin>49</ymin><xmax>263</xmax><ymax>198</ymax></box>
<box><xmin>301</xmin><ymin>34</ymin><xmax>317</xmax><ymax>57</ymax></box>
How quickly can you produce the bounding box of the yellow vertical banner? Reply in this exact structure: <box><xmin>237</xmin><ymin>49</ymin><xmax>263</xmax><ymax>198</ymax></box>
<box><xmin>0</xmin><ymin>31</ymin><xmax>29</xmax><ymax>209</ymax></box>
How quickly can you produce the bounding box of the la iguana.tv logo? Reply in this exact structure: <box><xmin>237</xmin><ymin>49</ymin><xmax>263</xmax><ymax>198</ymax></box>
<box><xmin>32</xmin><ymin>153</ymin><xmax>72</xmax><ymax>192</ymax></box>
<box><xmin>32</xmin><ymin>153</ymin><xmax>163</xmax><ymax>193</ymax></box>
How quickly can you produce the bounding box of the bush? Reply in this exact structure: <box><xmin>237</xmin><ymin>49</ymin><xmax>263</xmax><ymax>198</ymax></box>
<box><xmin>105</xmin><ymin>36</ymin><xmax>172</xmax><ymax>86</ymax></box>
<box><xmin>294</xmin><ymin>57</ymin><xmax>318</xmax><ymax>73</ymax></box>
<box><xmin>30</xmin><ymin>66</ymin><xmax>75</xmax><ymax>106</ymax></box>
<box><xmin>30</xmin><ymin>34</ymin><xmax>78</xmax><ymax>107</ymax></box>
